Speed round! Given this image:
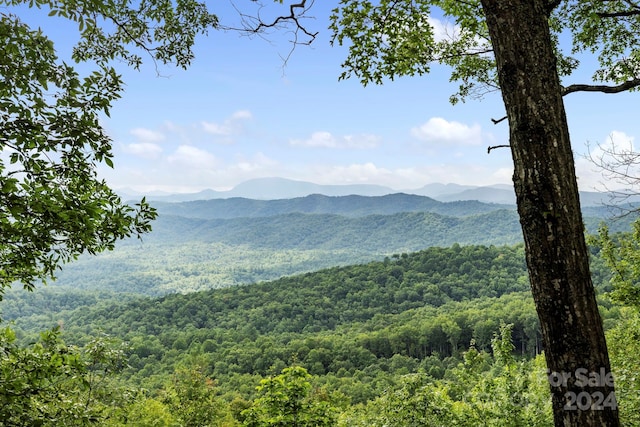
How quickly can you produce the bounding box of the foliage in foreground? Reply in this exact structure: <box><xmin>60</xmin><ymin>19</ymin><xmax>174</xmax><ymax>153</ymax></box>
<box><xmin>2</xmin><ymin>236</ymin><xmax>640</xmax><ymax>425</ymax></box>
<box><xmin>0</xmin><ymin>0</ymin><xmax>216</xmax><ymax>296</ymax></box>
<box><xmin>338</xmin><ymin>324</ymin><xmax>553</xmax><ymax>427</ymax></box>
<box><xmin>5</xmin><ymin>314</ymin><xmax>640</xmax><ymax>427</ymax></box>
<box><xmin>0</xmin><ymin>326</ymin><xmax>130</xmax><ymax>426</ymax></box>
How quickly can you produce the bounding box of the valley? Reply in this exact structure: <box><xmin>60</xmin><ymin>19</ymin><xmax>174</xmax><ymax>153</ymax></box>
<box><xmin>2</xmin><ymin>185</ymin><xmax>639</xmax><ymax>426</ymax></box>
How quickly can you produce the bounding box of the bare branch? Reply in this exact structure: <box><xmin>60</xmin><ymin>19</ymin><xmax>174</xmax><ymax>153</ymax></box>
<box><xmin>584</xmin><ymin>139</ymin><xmax>640</xmax><ymax>215</ymax></box>
<box><xmin>219</xmin><ymin>1</ymin><xmax>318</xmax><ymax>71</ymax></box>
<box><xmin>562</xmin><ymin>79</ymin><xmax>640</xmax><ymax>95</ymax></box>
<box><xmin>223</xmin><ymin>1</ymin><xmax>318</xmax><ymax>43</ymax></box>
<box><xmin>487</xmin><ymin>144</ymin><xmax>510</xmax><ymax>153</ymax></box>
<box><xmin>491</xmin><ymin>116</ymin><xmax>507</xmax><ymax>124</ymax></box>
<box><xmin>252</xmin><ymin>0</ymin><xmax>318</xmax><ymax>41</ymax></box>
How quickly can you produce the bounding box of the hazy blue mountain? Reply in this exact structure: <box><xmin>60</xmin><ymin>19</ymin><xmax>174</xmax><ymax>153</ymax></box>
<box><xmin>436</xmin><ymin>186</ymin><xmax>517</xmax><ymax>204</ymax></box>
<box><xmin>406</xmin><ymin>182</ymin><xmax>478</xmax><ymax>198</ymax></box>
<box><xmin>424</xmin><ymin>185</ymin><xmax>624</xmax><ymax>207</ymax></box>
<box><xmin>123</xmin><ymin>177</ymin><xmax>397</xmax><ymax>202</ymax></box>
<box><xmin>119</xmin><ymin>188</ymin><xmax>225</xmax><ymax>203</ymax></box>
<box><xmin>577</xmin><ymin>191</ymin><xmax>640</xmax><ymax>207</ymax></box>
<box><xmin>152</xmin><ymin>193</ymin><xmax>514</xmax><ymax>219</ymax></box>
<box><xmin>149</xmin><ymin>189</ymin><xmax>224</xmax><ymax>202</ymax></box>
<box><xmin>227</xmin><ymin>177</ymin><xmax>395</xmax><ymax>199</ymax></box>
<box><xmin>119</xmin><ymin>177</ymin><xmax>620</xmax><ymax>207</ymax></box>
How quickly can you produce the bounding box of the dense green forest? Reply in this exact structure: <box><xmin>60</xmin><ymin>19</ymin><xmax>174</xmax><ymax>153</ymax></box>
<box><xmin>4</xmin><ymin>0</ymin><xmax>640</xmax><ymax>422</ymax></box>
<box><xmin>4</xmin><ymin>240</ymin><xmax>639</xmax><ymax>425</ymax></box>
<box><xmin>2</xmin><ymin>195</ymin><xmax>638</xmax><ymax>426</ymax></box>
<box><xmin>12</xmin><ymin>194</ymin><xmax>632</xmax><ymax>297</ymax></box>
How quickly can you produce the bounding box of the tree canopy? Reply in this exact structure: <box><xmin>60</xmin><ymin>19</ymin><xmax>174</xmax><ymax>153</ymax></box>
<box><xmin>313</xmin><ymin>1</ymin><xmax>640</xmax><ymax>425</ymax></box>
<box><xmin>0</xmin><ymin>0</ymin><xmax>217</xmax><ymax>295</ymax></box>
<box><xmin>329</xmin><ymin>0</ymin><xmax>640</xmax><ymax>100</ymax></box>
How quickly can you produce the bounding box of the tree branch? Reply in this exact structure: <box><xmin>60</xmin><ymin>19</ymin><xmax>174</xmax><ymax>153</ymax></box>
<box><xmin>225</xmin><ymin>0</ymin><xmax>318</xmax><ymax>44</ymax></box>
<box><xmin>598</xmin><ymin>10</ymin><xmax>640</xmax><ymax>17</ymax></box>
<box><xmin>562</xmin><ymin>79</ymin><xmax>640</xmax><ymax>95</ymax></box>
<box><xmin>597</xmin><ymin>0</ymin><xmax>640</xmax><ymax>17</ymax></box>
<box><xmin>487</xmin><ymin>144</ymin><xmax>510</xmax><ymax>153</ymax></box>
<box><xmin>219</xmin><ymin>1</ymin><xmax>318</xmax><ymax>70</ymax></box>
<box><xmin>545</xmin><ymin>0</ymin><xmax>562</xmax><ymax>14</ymax></box>
<box><xmin>251</xmin><ymin>0</ymin><xmax>318</xmax><ymax>42</ymax></box>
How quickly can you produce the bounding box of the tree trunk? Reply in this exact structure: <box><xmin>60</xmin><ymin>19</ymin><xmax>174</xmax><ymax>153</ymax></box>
<box><xmin>479</xmin><ymin>1</ymin><xmax>619</xmax><ymax>425</ymax></box>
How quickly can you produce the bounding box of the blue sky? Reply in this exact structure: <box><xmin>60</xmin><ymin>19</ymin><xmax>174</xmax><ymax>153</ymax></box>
<box><xmin>16</xmin><ymin>2</ymin><xmax>640</xmax><ymax>193</ymax></box>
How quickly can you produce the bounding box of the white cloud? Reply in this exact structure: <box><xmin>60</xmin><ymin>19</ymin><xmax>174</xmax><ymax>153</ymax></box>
<box><xmin>167</xmin><ymin>145</ymin><xmax>219</xmax><ymax>169</ymax></box>
<box><xmin>290</xmin><ymin>132</ymin><xmax>381</xmax><ymax>149</ymax></box>
<box><xmin>201</xmin><ymin>121</ymin><xmax>232</xmax><ymax>136</ymax></box>
<box><xmin>492</xmin><ymin>167</ymin><xmax>514</xmax><ymax>183</ymax></box>
<box><xmin>122</xmin><ymin>142</ymin><xmax>163</xmax><ymax>159</ymax></box>
<box><xmin>343</xmin><ymin>134</ymin><xmax>381</xmax><ymax>149</ymax></box>
<box><xmin>231</xmin><ymin>110</ymin><xmax>253</xmax><ymax>120</ymax></box>
<box><xmin>162</xmin><ymin>121</ymin><xmax>181</xmax><ymax>132</ymax></box>
<box><xmin>291</xmin><ymin>131</ymin><xmax>337</xmax><ymax>148</ymax></box>
<box><xmin>202</xmin><ymin>110</ymin><xmax>253</xmax><ymax>137</ymax></box>
<box><xmin>324</xmin><ymin>163</ymin><xmax>392</xmax><ymax>182</ymax></box>
<box><xmin>231</xmin><ymin>152</ymin><xmax>279</xmax><ymax>173</ymax></box>
<box><xmin>130</xmin><ymin>128</ymin><xmax>165</xmax><ymax>143</ymax></box>
<box><xmin>400</xmin><ymin>163</ymin><xmax>511</xmax><ymax>188</ymax></box>
<box><xmin>428</xmin><ymin>16</ymin><xmax>490</xmax><ymax>56</ymax></box>
<box><xmin>428</xmin><ymin>17</ymin><xmax>460</xmax><ymax>42</ymax></box>
<box><xmin>302</xmin><ymin>163</ymin><xmax>393</xmax><ymax>186</ymax></box>
<box><xmin>592</xmin><ymin>130</ymin><xmax>635</xmax><ymax>157</ymax></box>
<box><xmin>302</xmin><ymin>162</ymin><xmax>512</xmax><ymax>190</ymax></box>
<box><xmin>104</xmin><ymin>151</ymin><xmax>283</xmax><ymax>193</ymax></box>
<box><xmin>411</xmin><ymin>117</ymin><xmax>483</xmax><ymax>145</ymax></box>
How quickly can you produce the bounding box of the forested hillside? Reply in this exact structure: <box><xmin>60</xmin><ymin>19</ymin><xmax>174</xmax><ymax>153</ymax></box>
<box><xmin>3</xmin><ymin>194</ymin><xmax>637</xmax><ymax>426</ymax></box>
<box><xmin>16</xmin><ymin>194</ymin><xmax>632</xmax><ymax>297</ymax></box>
<box><xmin>6</xmin><ymin>244</ymin><xmax>616</xmax><ymax>390</ymax></box>
<box><xmin>152</xmin><ymin>193</ymin><xmax>513</xmax><ymax>219</ymax></box>
<box><xmin>8</xmin><ymin>245</ymin><xmax>542</xmax><ymax>399</ymax></box>
<box><xmin>5</xmin><ymin>241</ymin><xmax>636</xmax><ymax>426</ymax></box>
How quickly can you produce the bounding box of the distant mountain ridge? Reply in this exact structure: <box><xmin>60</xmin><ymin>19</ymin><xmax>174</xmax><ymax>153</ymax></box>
<box><xmin>32</xmin><ymin>187</ymin><xmax>636</xmax><ymax>296</ymax></box>
<box><xmin>42</xmin><ymin>206</ymin><xmax>633</xmax><ymax>296</ymax></box>
<box><xmin>144</xmin><ymin>210</ymin><xmax>525</xmax><ymax>249</ymax></box>
<box><xmin>119</xmin><ymin>177</ymin><xmax>625</xmax><ymax>207</ymax></box>
<box><xmin>120</xmin><ymin>177</ymin><xmax>395</xmax><ymax>202</ymax></box>
<box><xmin>152</xmin><ymin>193</ymin><xmax>514</xmax><ymax>219</ymax></box>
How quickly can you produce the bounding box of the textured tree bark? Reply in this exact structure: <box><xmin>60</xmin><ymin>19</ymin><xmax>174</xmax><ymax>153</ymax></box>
<box><xmin>479</xmin><ymin>1</ymin><xmax>619</xmax><ymax>426</ymax></box>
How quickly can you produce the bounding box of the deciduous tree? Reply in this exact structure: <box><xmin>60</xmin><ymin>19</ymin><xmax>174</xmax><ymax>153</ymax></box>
<box><xmin>242</xmin><ymin>366</ymin><xmax>338</xmax><ymax>427</ymax></box>
<box><xmin>0</xmin><ymin>326</ymin><xmax>130</xmax><ymax>426</ymax></box>
<box><xmin>245</xmin><ymin>1</ymin><xmax>640</xmax><ymax>425</ymax></box>
<box><xmin>0</xmin><ymin>0</ymin><xmax>217</xmax><ymax>296</ymax></box>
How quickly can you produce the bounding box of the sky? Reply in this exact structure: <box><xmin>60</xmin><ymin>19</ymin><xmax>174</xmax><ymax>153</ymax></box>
<box><xmin>16</xmin><ymin>2</ymin><xmax>640</xmax><ymax>194</ymax></box>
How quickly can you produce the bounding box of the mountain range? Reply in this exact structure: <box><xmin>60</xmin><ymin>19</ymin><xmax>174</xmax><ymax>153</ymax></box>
<box><xmin>151</xmin><ymin>193</ymin><xmax>513</xmax><ymax>219</ymax></box>
<box><xmin>119</xmin><ymin>177</ymin><xmax>631</xmax><ymax>207</ymax></box>
<box><xmin>33</xmin><ymin>191</ymin><xmax>635</xmax><ymax>297</ymax></box>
